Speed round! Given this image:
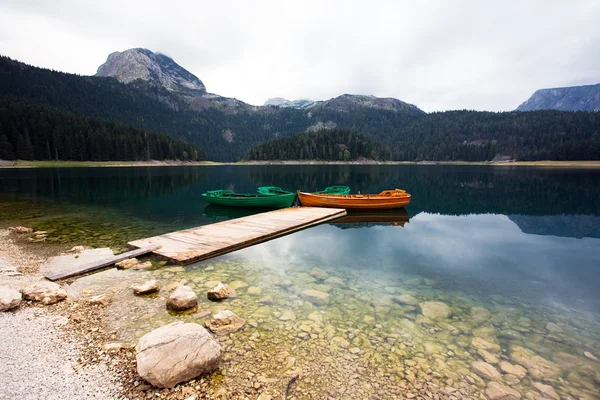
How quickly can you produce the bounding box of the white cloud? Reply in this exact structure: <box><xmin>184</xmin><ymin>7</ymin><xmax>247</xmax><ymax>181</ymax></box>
<box><xmin>1</xmin><ymin>0</ymin><xmax>599</xmax><ymax>111</ymax></box>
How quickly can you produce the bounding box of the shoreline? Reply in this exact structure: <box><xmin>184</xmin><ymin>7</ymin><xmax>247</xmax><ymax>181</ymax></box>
<box><xmin>2</xmin><ymin>159</ymin><xmax>600</xmax><ymax>168</ymax></box>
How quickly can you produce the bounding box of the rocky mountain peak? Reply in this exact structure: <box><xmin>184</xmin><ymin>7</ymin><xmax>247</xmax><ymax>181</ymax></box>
<box><xmin>96</xmin><ymin>48</ymin><xmax>206</xmax><ymax>93</ymax></box>
<box><xmin>516</xmin><ymin>83</ymin><xmax>600</xmax><ymax>112</ymax></box>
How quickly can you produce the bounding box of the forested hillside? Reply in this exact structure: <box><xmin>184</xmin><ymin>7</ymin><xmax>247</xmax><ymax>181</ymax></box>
<box><xmin>1</xmin><ymin>56</ymin><xmax>600</xmax><ymax>162</ymax></box>
<box><xmin>244</xmin><ymin>130</ymin><xmax>391</xmax><ymax>161</ymax></box>
<box><xmin>0</xmin><ymin>97</ymin><xmax>203</xmax><ymax>161</ymax></box>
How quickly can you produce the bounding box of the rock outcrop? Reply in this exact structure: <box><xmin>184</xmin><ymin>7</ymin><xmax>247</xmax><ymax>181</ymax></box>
<box><xmin>22</xmin><ymin>281</ymin><xmax>67</xmax><ymax>305</ymax></box>
<box><xmin>166</xmin><ymin>286</ymin><xmax>198</xmax><ymax>311</ymax></box>
<box><xmin>136</xmin><ymin>322</ymin><xmax>221</xmax><ymax>388</ymax></box>
<box><xmin>0</xmin><ymin>286</ymin><xmax>22</xmax><ymax>311</ymax></box>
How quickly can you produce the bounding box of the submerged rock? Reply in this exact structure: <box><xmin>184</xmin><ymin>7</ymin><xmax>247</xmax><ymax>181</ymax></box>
<box><xmin>531</xmin><ymin>382</ymin><xmax>559</xmax><ymax>400</ymax></box>
<box><xmin>247</xmin><ymin>286</ymin><xmax>262</xmax><ymax>295</ymax></box>
<box><xmin>22</xmin><ymin>281</ymin><xmax>67</xmax><ymax>305</ymax></box>
<box><xmin>485</xmin><ymin>381</ymin><xmax>521</xmax><ymax>400</ymax></box>
<box><xmin>478</xmin><ymin>349</ymin><xmax>500</xmax><ymax>364</ymax></box>
<box><xmin>301</xmin><ymin>289</ymin><xmax>330</xmax><ymax>305</ymax></box>
<box><xmin>0</xmin><ymin>286</ymin><xmax>22</xmax><ymax>311</ymax></box>
<box><xmin>206</xmin><ymin>310</ymin><xmax>245</xmax><ymax>334</ymax></box>
<box><xmin>419</xmin><ymin>301</ymin><xmax>452</xmax><ymax>319</ymax></box>
<box><xmin>323</xmin><ymin>276</ymin><xmax>345</xmax><ymax>287</ymax></box>
<box><xmin>136</xmin><ymin>322</ymin><xmax>221</xmax><ymax>388</ymax></box>
<box><xmin>89</xmin><ymin>294</ymin><xmax>111</xmax><ymax>305</ymax></box>
<box><xmin>393</xmin><ymin>294</ymin><xmax>419</xmax><ymax>306</ymax></box>
<box><xmin>308</xmin><ymin>267</ymin><xmax>328</xmax><ymax>282</ymax></box>
<box><xmin>509</xmin><ymin>345</ymin><xmax>560</xmax><ymax>379</ymax></box>
<box><xmin>471</xmin><ymin>361</ymin><xmax>501</xmax><ymax>380</ymax></box>
<box><xmin>499</xmin><ymin>361</ymin><xmax>527</xmax><ymax>379</ymax></box>
<box><xmin>583</xmin><ymin>351</ymin><xmax>598</xmax><ymax>361</ymax></box>
<box><xmin>471</xmin><ymin>337</ymin><xmax>501</xmax><ymax>354</ymax></box>
<box><xmin>132</xmin><ymin>280</ymin><xmax>159</xmax><ymax>295</ymax></box>
<box><xmin>229</xmin><ymin>280</ymin><xmax>248</xmax><ymax>290</ymax></box>
<box><xmin>470</xmin><ymin>306</ymin><xmax>491</xmax><ymax>325</ymax></box>
<box><xmin>207</xmin><ymin>282</ymin><xmax>236</xmax><ymax>301</ymax></box>
<box><xmin>166</xmin><ymin>286</ymin><xmax>198</xmax><ymax>311</ymax></box>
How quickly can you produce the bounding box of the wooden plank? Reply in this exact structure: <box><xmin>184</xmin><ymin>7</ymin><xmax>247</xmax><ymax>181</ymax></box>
<box><xmin>45</xmin><ymin>245</ymin><xmax>161</xmax><ymax>281</ymax></box>
<box><xmin>128</xmin><ymin>207</ymin><xmax>346</xmax><ymax>265</ymax></box>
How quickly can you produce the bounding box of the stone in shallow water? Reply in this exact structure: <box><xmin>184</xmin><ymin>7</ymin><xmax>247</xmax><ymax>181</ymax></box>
<box><xmin>531</xmin><ymin>382</ymin><xmax>559</xmax><ymax>400</ymax></box>
<box><xmin>471</xmin><ymin>337</ymin><xmax>501</xmax><ymax>354</ymax></box>
<box><xmin>308</xmin><ymin>267</ymin><xmax>328</xmax><ymax>281</ymax></box>
<box><xmin>470</xmin><ymin>306</ymin><xmax>491</xmax><ymax>325</ymax></box>
<box><xmin>301</xmin><ymin>289</ymin><xmax>329</xmax><ymax>305</ymax></box>
<box><xmin>393</xmin><ymin>294</ymin><xmax>419</xmax><ymax>305</ymax></box>
<box><xmin>497</xmin><ymin>329</ymin><xmax>524</xmax><ymax>340</ymax></box>
<box><xmin>205</xmin><ymin>310</ymin><xmax>245</xmax><ymax>334</ymax></box>
<box><xmin>478</xmin><ymin>349</ymin><xmax>500</xmax><ymax>364</ymax></box>
<box><xmin>136</xmin><ymin>321</ymin><xmax>221</xmax><ymax>388</ymax></box>
<box><xmin>331</xmin><ymin>336</ymin><xmax>350</xmax><ymax>348</ymax></box>
<box><xmin>116</xmin><ymin>258</ymin><xmax>139</xmax><ymax>269</ymax></box>
<box><xmin>279</xmin><ymin>310</ymin><xmax>296</xmax><ymax>321</ymax></box>
<box><xmin>471</xmin><ymin>361</ymin><xmax>501</xmax><ymax>381</ymax></box>
<box><xmin>509</xmin><ymin>345</ymin><xmax>560</xmax><ymax>379</ymax></box>
<box><xmin>132</xmin><ymin>280</ymin><xmax>159</xmax><ymax>295</ymax></box>
<box><xmin>499</xmin><ymin>361</ymin><xmax>527</xmax><ymax>379</ymax></box>
<box><xmin>22</xmin><ymin>281</ymin><xmax>67</xmax><ymax>305</ymax></box>
<box><xmin>419</xmin><ymin>301</ymin><xmax>452</xmax><ymax>319</ymax></box>
<box><xmin>207</xmin><ymin>282</ymin><xmax>236</xmax><ymax>300</ymax></box>
<box><xmin>247</xmin><ymin>286</ymin><xmax>262</xmax><ymax>295</ymax></box>
<box><xmin>229</xmin><ymin>280</ymin><xmax>248</xmax><ymax>290</ymax></box>
<box><xmin>0</xmin><ymin>286</ymin><xmax>22</xmax><ymax>311</ymax></box>
<box><xmin>167</xmin><ymin>286</ymin><xmax>198</xmax><ymax>311</ymax></box>
<box><xmin>323</xmin><ymin>276</ymin><xmax>345</xmax><ymax>287</ymax></box>
<box><xmin>584</xmin><ymin>351</ymin><xmax>598</xmax><ymax>361</ymax></box>
<box><xmin>485</xmin><ymin>381</ymin><xmax>521</xmax><ymax>400</ymax></box>
<box><xmin>545</xmin><ymin>322</ymin><xmax>563</xmax><ymax>333</ymax></box>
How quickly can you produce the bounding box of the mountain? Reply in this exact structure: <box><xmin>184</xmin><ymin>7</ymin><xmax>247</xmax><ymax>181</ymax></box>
<box><xmin>96</xmin><ymin>48</ymin><xmax>255</xmax><ymax>114</ymax></box>
<box><xmin>96</xmin><ymin>48</ymin><xmax>206</xmax><ymax>93</ymax></box>
<box><xmin>264</xmin><ymin>94</ymin><xmax>423</xmax><ymax>114</ymax></box>
<box><xmin>509</xmin><ymin>215</ymin><xmax>600</xmax><ymax>239</ymax></box>
<box><xmin>516</xmin><ymin>83</ymin><xmax>600</xmax><ymax>112</ymax></box>
<box><xmin>2</xmin><ymin>52</ymin><xmax>600</xmax><ymax>162</ymax></box>
<box><xmin>264</xmin><ymin>98</ymin><xmax>316</xmax><ymax>109</ymax></box>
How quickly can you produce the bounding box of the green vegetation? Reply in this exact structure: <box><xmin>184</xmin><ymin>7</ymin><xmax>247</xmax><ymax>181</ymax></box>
<box><xmin>244</xmin><ymin>130</ymin><xmax>391</xmax><ymax>161</ymax></box>
<box><xmin>1</xmin><ymin>56</ymin><xmax>600</xmax><ymax>162</ymax></box>
<box><xmin>0</xmin><ymin>97</ymin><xmax>204</xmax><ymax>161</ymax></box>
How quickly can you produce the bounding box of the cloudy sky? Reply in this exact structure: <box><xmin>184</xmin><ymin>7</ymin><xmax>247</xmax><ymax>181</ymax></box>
<box><xmin>1</xmin><ymin>0</ymin><xmax>599</xmax><ymax>112</ymax></box>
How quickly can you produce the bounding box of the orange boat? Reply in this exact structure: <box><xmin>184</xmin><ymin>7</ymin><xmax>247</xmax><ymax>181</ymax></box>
<box><xmin>297</xmin><ymin>189</ymin><xmax>411</xmax><ymax>210</ymax></box>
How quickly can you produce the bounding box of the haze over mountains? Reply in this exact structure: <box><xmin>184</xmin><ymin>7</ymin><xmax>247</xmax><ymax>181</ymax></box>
<box><xmin>1</xmin><ymin>48</ymin><xmax>600</xmax><ymax>162</ymax></box>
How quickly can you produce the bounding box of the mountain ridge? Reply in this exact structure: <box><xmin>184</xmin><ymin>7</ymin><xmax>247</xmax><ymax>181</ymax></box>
<box><xmin>517</xmin><ymin>83</ymin><xmax>600</xmax><ymax>112</ymax></box>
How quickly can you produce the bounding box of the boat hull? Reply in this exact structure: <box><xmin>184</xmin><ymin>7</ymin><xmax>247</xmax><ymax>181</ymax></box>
<box><xmin>297</xmin><ymin>191</ymin><xmax>411</xmax><ymax>210</ymax></box>
<box><xmin>202</xmin><ymin>192</ymin><xmax>296</xmax><ymax>208</ymax></box>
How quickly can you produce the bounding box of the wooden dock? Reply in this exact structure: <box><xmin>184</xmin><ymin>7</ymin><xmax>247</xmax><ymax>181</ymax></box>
<box><xmin>128</xmin><ymin>207</ymin><xmax>346</xmax><ymax>265</ymax></box>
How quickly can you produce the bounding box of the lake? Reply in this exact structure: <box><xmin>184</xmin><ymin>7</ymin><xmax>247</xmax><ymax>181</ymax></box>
<box><xmin>1</xmin><ymin>165</ymin><xmax>599</xmax><ymax>398</ymax></box>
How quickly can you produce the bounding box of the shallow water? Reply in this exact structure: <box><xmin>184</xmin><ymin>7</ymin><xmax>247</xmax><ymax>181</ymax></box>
<box><xmin>1</xmin><ymin>165</ymin><xmax>600</xmax><ymax>398</ymax></box>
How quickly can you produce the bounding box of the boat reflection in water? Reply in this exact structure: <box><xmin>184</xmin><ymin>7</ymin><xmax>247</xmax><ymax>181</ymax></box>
<box><xmin>329</xmin><ymin>209</ymin><xmax>410</xmax><ymax>228</ymax></box>
<box><xmin>202</xmin><ymin>204</ymin><xmax>267</xmax><ymax>221</ymax></box>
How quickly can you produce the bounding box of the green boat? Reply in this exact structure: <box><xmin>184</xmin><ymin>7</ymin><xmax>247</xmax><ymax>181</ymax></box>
<box><xmin>313</xmin><ymin>186</ymin><xmax>351</xmax><ymax>195</ymax></box>
<box><xmin>201</xmin><ymin>186</ymin><xmax>296</xmax><ymax>209</ymax></box>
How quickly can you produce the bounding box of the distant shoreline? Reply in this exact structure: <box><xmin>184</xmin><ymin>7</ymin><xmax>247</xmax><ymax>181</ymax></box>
<box><xmin>1</xmin><ymin>159</ymin><xmax>600</xmax><ymax>168</ymax></box>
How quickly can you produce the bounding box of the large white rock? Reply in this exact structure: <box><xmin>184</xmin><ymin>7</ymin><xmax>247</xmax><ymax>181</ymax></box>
<box><xmin>166</xmin><ymin>286</ymin><xmax>198</xmax><ymax>311</ymax></box>
<box><xmin>22</xmin><ymin>281</ymin><xmax>67</xmax><ymax>305</ymax></box>
<box><xmin>0</xmin><ymin>286</ymin><xmax>22</xmax><ymax>311</ymax></box>
<box><xmin>136</xmin><ymin>322</ymin><xmax>221</xmax><ymax>388</ymax></box>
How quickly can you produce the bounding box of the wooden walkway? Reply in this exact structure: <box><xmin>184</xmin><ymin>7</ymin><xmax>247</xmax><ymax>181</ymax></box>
<box><xmin>128</xmin><ymin>207</ymin><xmax>346</xmax><ymax>265</ymax></box>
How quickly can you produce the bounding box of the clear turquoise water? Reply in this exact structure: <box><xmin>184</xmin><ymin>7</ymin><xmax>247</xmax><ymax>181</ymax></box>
<box><xmin>1</xmin><ymin>165</ymin><xmax>599</xmax><ymax>398</ymax></box>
